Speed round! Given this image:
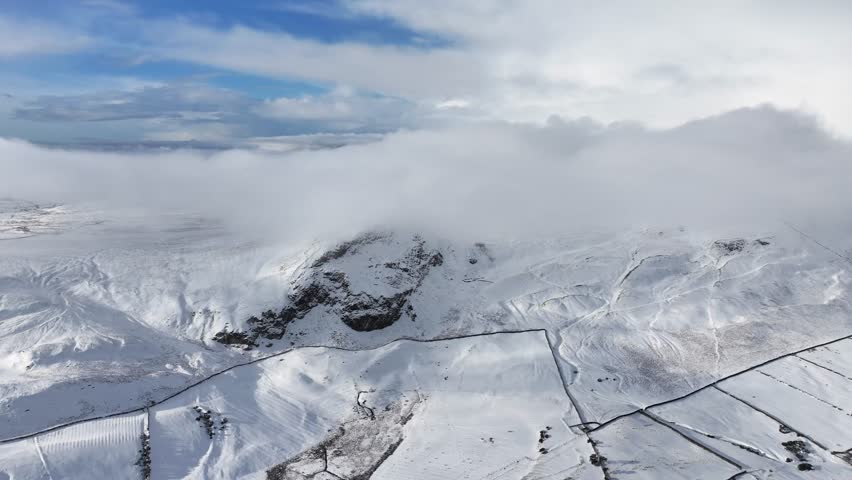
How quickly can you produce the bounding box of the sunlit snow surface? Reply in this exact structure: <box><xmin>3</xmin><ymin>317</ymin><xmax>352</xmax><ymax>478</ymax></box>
<box><xmin>1</xmin><ymin>203</ymin><xmax>852</xmax><ymax>478</ymax></box>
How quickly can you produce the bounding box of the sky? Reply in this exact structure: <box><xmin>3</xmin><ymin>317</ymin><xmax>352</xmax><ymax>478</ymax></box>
<box><xmin>1</xmin><ymin>0</ymin><xmax>852</xmax><ymax>147</ymax></box>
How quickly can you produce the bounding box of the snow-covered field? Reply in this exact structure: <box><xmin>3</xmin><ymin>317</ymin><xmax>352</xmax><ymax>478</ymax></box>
<box><xmin>2</xmin><ymin>331</ymin><xmax>598</xmax><ymax>479</ymax></box>
<box><xmin>0</xmin><ymin>411</ymin><xmax>145</xmax><ymax>479</ymax></box>
<box><xmin>2</xmin><ymin>202</ymin><xmax>852</xmax><ymax>478</ymax></box>
<box><xmin>0</xmin><ymin>199</ymin><xmax>100</xmax><ymax>240</ymax></box>
<box><xmin>147</xmin><ymin>331</ymin><xmax>596</xmax><ymax>479</ymax></box>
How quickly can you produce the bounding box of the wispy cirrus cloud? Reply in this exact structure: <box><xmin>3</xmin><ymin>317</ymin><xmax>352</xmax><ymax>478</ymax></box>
<box><xmin>79</xmin><ymin>0</ymin><xmax>138</xmax><ymax>16</ymax></box>
<box><xmin>143</xmin><ymin>21</ymin><xmax>482</xmax><ymax>99</ymax></box>
<box><xmin>253</xmin><ymin>86</ymin><xmax>419</xmax><ymax>131</ymax></box>
<box><xmin>0</xmin><ymin>16</ymin><xmax>92</xmax><ymax>57</ymax></box>
<box><xmin>273</xmin><ymin>0</ymin><xmax>357</xmax><ymax>20</ymax></box>
<box><xmin>10</xmin><ymin>81</ymin><xmax>429</xmax><ymax>145</ymax></box>
<box><xmin>13</xmin><ymin>84</ymin><xmax>245</xmax><ymax>123</ymax></box>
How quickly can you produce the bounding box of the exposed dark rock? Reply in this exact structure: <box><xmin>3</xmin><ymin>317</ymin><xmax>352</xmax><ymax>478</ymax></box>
<box><xmin>714</xmin><ymin>239</ymin><xmax>746</xmax><ymax>254</ymax></box>
<box><xmin>192</xmin><ymin>405</ymin><xmax>227</xmax><ymax>439</ymax></box>
<box><xmin>135</xmin><ymin>431</ymin><xmax>151</xmax><ymax>480</ymax></box>
<box><xmin>590</xmin><ymin>453</ymin><xmax>607</xmax><ymax>466</ymax></box>
<box><xmin>833</xmin><ymin>449</ymin><xmax>852</xmax><ymax>466</ymax></box>
<box><xmin>193</xmin><ymin>406</ymin><xmax>215</xmax><ymax>438</ymax></box>
<box><xmin>267</xmin><ymin>393</ymin><xmax>420</xmax><ymax>479</ymax></box>
<box><xmin>215</xmin><ymin>234</ymin><xmax>443</xmax><ymax>345</ymax></box>
<box><xmin>798</xmin><ymin>462</ymin><xmax>814</xmax><ymax>471</ymax></box>
<box><xmin>312</xmin><ymin>232</ymin><xmax>387</xmax><ymax>268</ymax></box>
<box><xmin>211</xmin><ymin>329</ymin><xmax>257</xmax><ymax>349</ymax></box>
<box><xmin>341</xmin><ymin>290</ymin><xmax>411</xmax><ymax>331</ymax></box>
<box><xmin>782</xmin><ymin>440</ymin><xmax>810</xmax><ymax>462</ymax></box>
<box><xmin>337</xmin><ymin>237</ymin><xmax>441</xmax><ymax>332</ymax></box>
<box><xmin>474</xmin><ymin>242</ymin><xmax>494</xmax><ymax>262</ymax></box>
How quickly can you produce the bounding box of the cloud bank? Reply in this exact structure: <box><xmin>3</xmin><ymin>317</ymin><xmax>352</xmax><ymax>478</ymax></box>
<box><xmin>1</xmin><ymin>106</ymin><xmax>850</xmax><ymax>243</ymax></box>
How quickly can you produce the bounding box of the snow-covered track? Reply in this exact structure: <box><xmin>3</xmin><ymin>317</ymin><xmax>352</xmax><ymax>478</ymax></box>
<box><xmin>586</xmin><ymin>331</ymin><xmax>852</xmax><ymax>434</ymax></box>
<box><xmin>588</xmin><ymin>331</ymin><xmax>852</xmax><ymax>478</ymax></box>
<box><xmin>1</xmin><ymin>328</ymin><xmax>551</xmax><ymax>444</ymax></box>
<box><xmin>2</xmin><ymin>329</ymin><xmax>605</xmax><ymax>479</ymax></box>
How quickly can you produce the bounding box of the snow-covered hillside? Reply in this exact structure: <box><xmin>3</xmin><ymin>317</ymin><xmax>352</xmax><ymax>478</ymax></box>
<box><xmin>0</xmin><ymin>199</ymin><xmax>100</xmax><ymax>240</ymax></box>
<box><xmin>1</xmin><ymin>202</ymin><xmax>851</xmax><ymax>478</ymax></box>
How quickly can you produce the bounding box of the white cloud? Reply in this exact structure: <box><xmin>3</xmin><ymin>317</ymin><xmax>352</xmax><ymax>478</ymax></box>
<box><xmin>2</xmin><ymin>106</ymin><xmax>851</xmax><ymax>243</ymax></box>
<box><xmin>79</xmin><ymin>0</ymin><xmax>137</xmax><ymax>15</ymax></box>
<box><xmin>143</xmin><ymin>123</ymin><xmax>237</xmax><ymax>143</ymax></box>
<box><xmin>256</xmin><ymin>95</ymin><xmax>355</xmax><ymax>121</ymax></box>
<box><xmin>273</xmin><ymin>1</ymin><xmax>356</xmax><ymax>20</ymax></box>
<box><xmin>254</xmin><ymin>87</ymin><xmax>418</xmax><ymax>131</ymax></box>
<box><xmin>138</xmin><ymin>1</ymin><xmax>852</xmax><ymax>134</ymax></box>
<box><xmin>0</xmin><ymin>17</ymin><xmax>92</xmax><ymax>57</ymax></box>
<box><xmin>247</xmin><ymin>133</ymin><xmax>383</xmax><ymax>153</ymax></box>
<box><xmin>13</xmin><ymin>83</ymin><xmax>245</xmax><ymax>122</ymax></box>
<box><xmin>3</xmin><ymin>2</ymin><xmax>852</xmax><ymax>137</ymax></box>
<box><xmin>147</xmin><ymin>22</ymin><xmax>483</xmax><ymax>99</ymax></box>
<box><xmin>9</xmin><ymin>82</ymin><xmax>433</xmax><ymax>143</ymax></box>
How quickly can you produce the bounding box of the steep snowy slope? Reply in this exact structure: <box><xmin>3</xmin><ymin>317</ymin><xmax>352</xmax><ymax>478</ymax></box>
<box><xmin>0</xmin><ymin>212</ymin><xmax>301</xmax><ymax>439</ymax></box>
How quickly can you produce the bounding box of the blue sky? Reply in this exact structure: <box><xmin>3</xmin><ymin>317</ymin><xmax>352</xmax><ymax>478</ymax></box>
<box><xmin>0</xmin><ymin>0</ymin><xmax>445</xmax><ymax>146</ymax></box>
<box><xmin>1</xmin><ymin>1</ymin><xmax>851</xmax><ymax>147</ymax></box>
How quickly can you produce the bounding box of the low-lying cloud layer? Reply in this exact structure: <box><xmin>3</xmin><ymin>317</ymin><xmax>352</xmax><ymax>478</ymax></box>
<box><xmin>2</xmin><ymin>106</ymin><xmax>850</xmax><ymax>243</ymax></box>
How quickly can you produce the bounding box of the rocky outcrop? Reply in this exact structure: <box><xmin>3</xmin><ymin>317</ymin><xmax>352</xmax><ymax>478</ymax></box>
<box><xmin>266</xmin><ymin>392</ymin><xmax>421</xmax><ymax>479</ymax></box>
<box><xmin>214</xmin><ymin>233</ymin><xmax>443</xmax><ymax>347</ymax></box>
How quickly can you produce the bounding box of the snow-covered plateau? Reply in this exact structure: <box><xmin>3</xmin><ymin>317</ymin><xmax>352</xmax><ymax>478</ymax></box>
<box><xmin>1</xmin><ymin>201</ymin><xmax>852</xmax><ymax>479</ymax></box>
